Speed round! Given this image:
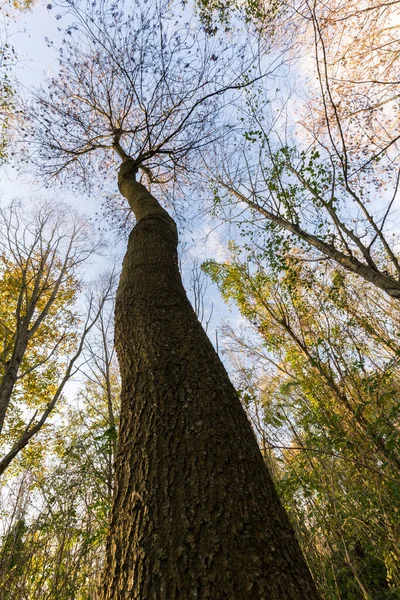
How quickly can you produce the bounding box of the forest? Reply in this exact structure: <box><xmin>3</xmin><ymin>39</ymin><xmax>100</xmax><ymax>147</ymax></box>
<box><xmin>0</xmin><ymin>0</ymin><xmax>399</xmax><ymax>598</ymax></box>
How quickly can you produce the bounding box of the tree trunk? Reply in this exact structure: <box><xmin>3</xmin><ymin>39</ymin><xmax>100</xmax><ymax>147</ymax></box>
<box><xmin>99</xmin><ymin>161</ymin><xmax>320</xmax><ymax>599</ymax></box>
<box><xmin>0</xmin><ymin>337</ymin><xmax>26</xmax><ymax>435</ymax></box>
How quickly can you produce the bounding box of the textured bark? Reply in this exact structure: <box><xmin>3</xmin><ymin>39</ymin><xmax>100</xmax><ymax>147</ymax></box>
<box><xmin>99</xmin><ymin>161</ymin><xmax>320</xmax><ymax>599</ymax></box>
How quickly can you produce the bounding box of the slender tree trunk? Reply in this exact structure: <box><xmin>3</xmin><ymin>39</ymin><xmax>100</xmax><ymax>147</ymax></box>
<box><xmin>0</xmin><ymin>338</ymin><xmax>26</xmax><ymax>435</ymax></box>
<box><xmin>99</xmin><ymin>161</ymin><xmax>320</xmax><ymax>599</ymax></box>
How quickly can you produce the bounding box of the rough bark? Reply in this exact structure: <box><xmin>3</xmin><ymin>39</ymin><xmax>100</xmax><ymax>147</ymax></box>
<box><xmin>99</xmin><ymin>160</ymin><xmax>320</xmax><ymax>599</ymax></box>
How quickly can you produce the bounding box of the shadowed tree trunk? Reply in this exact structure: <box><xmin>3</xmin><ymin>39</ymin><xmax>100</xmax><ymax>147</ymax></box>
<box><xmin>99</xmin><ymin>160</ymin><xmax>320</xmax><ymax>599</ymax></box>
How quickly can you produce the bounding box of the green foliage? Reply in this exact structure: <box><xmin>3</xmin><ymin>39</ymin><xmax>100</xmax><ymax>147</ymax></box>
<box><xmin>0</xmin><ymin>250</ymin><xmax>80</xmax><ymax>452</ymax></box>
<box><xmin>194</xmin><ymin>0</ymin><xmax>279</xmax><ymax>31</ymax></box>
<box><xmin>205</xmin><ymin>247</ymin><xmax>400</xmax><ymax>599</ymax></box>
<box><xmin>0</xmin><ymin>361</ymin><xmax>120</xmax><ymax>599</ymax></box>
<box><xmin>0</xmin><ymin>276</ymin><xmax>119</xmax><ymax>598</ymax></box>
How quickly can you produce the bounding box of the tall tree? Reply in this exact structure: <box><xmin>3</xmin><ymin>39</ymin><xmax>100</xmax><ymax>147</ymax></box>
<box><xmin>0</xmin><ymin>199</ymin><xmax>106</xmax><ymax>476</ymax></box>
<box><xmin>100</xmin><ymin>158</ymin><xmax>318</xmax><ymax>598</ymax></box>
<box><xmin>23</xmin><ymin>1</ymin><xmax>320</xmax><ymax>596</ymax></box>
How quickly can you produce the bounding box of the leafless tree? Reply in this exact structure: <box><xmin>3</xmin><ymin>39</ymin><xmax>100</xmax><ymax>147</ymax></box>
<box><xmin>186</xmin><ymin>259</ymin><xmax>214</xmax><ymax>331</ymax></box>
<box><xmin>80</xmin><ymin>280</ymin><xmax>119</xmax><ymax>498</ymax></box>
<box><xmin>20</xmin><ymin>0</ymin><xmax>267</xmax><ymax>194</ymax></box>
